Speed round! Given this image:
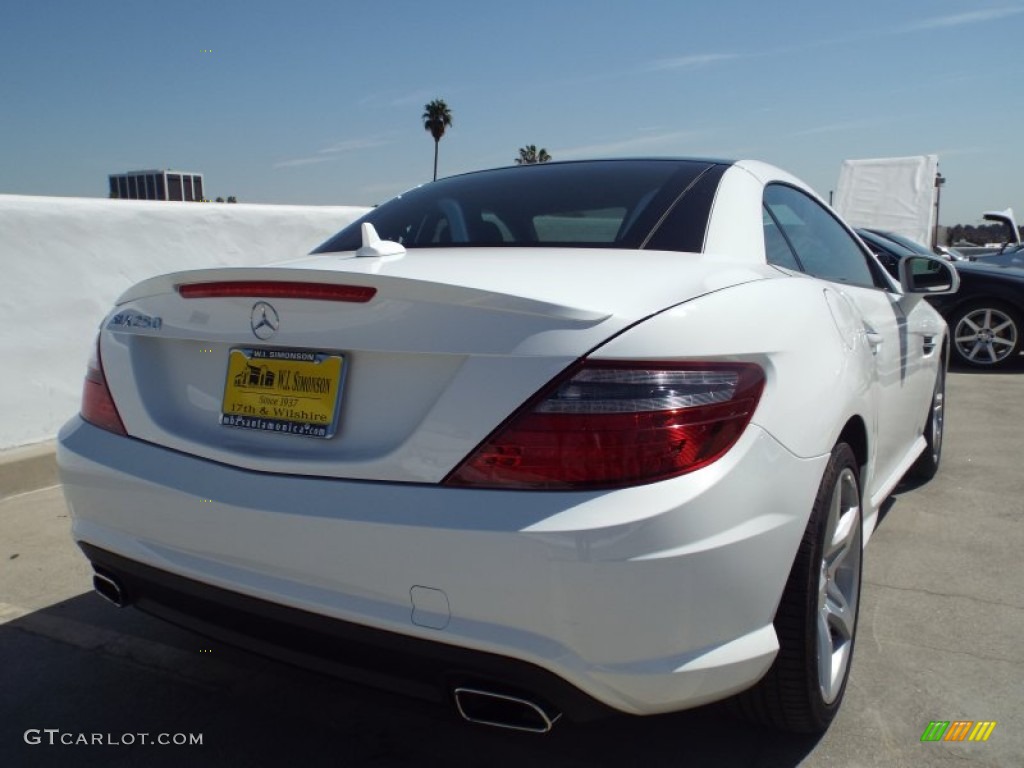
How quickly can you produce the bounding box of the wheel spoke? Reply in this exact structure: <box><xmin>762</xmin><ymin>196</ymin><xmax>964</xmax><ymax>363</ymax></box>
<box><xmin>825</xmin><ymin>581</ymin><xmax>855</xmax><ymax>641</ymax></box>
<box><xmin>826</xmin><ymin>506</ymin><xmax>856</xmax><ymax>566</ymax></box>
<box><xmin>823</xmin><ymin>486</ymin><xmax>843</xmax><ymax>557</ymax></box>
<box><xmin>816</xmin><ymin>609</ymin><xmax>833</xmax><ymax>694</ymax></box>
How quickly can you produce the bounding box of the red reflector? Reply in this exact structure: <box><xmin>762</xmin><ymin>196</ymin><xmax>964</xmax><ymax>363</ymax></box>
<box><xmin>177</xmin><ymin>281</ymin><xmax>376</xmax><ymax>302</ymax></box>
<box><xmin>445</xmin><ymin>361</ymin><xmax>765</xmax><ymax>490</ymax></box>
<box><xmin>81</xmin><ymin>338</ymin><xmax>127</xmax><ymax>436</ymax></box>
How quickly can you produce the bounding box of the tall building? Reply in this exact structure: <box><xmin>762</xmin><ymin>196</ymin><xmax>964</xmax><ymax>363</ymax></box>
<box><xmin>109</xmin><ymin>170</ymin><xmax>205</xmax><ymax>202</ymax></box>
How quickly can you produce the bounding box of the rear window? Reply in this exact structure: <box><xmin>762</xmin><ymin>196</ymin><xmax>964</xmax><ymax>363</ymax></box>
<box><xmin>533</xmin><ymin>208</ymin><xmax>626</xmax><ymax>243</ymax></box>
<box><xmin>313</xmin><ymin>160</ymin><xmax>723</xmax><ymax>254</ymax></box>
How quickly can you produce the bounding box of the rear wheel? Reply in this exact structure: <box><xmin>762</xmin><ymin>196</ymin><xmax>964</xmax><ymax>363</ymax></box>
<box><xmin>950</xmin><ymin>301</ymin><xmax>1021</xmax><ymax>368</ymax></box>
<box><xmin>734</xmin><ymin>442</ymin><xmax>863</xmax><ymax>732</ymax></box>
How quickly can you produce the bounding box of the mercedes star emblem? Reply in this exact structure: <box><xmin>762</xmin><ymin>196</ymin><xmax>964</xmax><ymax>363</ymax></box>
<box><xmin>250</xmin><ymin>301</ymin><xmax>280</xmax><ymax>340</ymax></box>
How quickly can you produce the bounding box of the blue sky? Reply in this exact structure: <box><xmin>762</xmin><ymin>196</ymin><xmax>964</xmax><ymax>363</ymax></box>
<box><xmin>2</xmin><ymin>1</ymin><xmax>1022</xmax><ymax>225</ymax></box>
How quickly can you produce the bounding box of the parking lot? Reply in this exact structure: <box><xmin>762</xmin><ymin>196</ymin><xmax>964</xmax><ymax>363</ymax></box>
<box><xmin>1</xmin><ymin>362</ymin><xmax>1021</xmax><ymax>767</ymax></box>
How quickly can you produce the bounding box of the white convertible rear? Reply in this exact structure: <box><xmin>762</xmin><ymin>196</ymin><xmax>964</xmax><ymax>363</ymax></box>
<box><xmin>58</xmin><ymin>158</ymin><xmax>956</xmax><ymax>733</ymax></box>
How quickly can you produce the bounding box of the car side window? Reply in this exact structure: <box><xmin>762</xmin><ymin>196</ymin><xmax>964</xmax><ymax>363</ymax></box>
<box><xmin>764</xmin><ymin>184</ymin><xmax>878</xmax><ymax>288</ymax></box>
<box><xmin>859</xmin><ymin>234</ymin><xmax>902</xmax><ymax>280</ymax></box>
<box><xmin>762</xmin><ymin>206</ymin><xmax>801</xmax><ymax>270</ymax></box>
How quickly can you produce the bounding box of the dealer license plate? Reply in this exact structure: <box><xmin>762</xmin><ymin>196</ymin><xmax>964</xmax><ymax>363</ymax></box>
<box><xmin>220</xmin><ymin>348</ymin><xmax>345</xmax><ymax>439</ymax></box>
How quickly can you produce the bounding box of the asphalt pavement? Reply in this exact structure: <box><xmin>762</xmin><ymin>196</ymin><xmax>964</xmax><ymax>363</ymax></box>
<box><xmin>1</xmin><ymin>362</ymin><xmax>1021</xmax><ymax>767</ymax></box>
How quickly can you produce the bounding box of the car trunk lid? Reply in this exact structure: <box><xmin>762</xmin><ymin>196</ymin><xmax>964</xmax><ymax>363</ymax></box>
<box><xmin>99</xmin><ymin>250</ymin><xmax>771</xmax><ymax>482</ymax></box>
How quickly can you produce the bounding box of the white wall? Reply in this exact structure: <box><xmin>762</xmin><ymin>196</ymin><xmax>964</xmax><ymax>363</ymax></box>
<box><xmin>0</xmin><ymin>195</ymin><xmax>369</xmax><ymax>450</ymax></box>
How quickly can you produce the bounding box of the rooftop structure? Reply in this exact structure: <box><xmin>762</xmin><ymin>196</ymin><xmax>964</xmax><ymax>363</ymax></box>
<box><xmin>109</xmin><ymin>170</ymin><xmax>205</xmax><ymax>202</ymax></box>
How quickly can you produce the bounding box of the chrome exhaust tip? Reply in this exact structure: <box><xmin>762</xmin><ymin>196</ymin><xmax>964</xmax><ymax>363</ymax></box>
<box><xmin>453</xmin><ymin>687</ymin><xmax>561</xmax><ymax>734</ymax></box>
<box><xmin>92</xmin><ymin>571</ymin><xmax>126</xmax><ymax>607</ymax></box>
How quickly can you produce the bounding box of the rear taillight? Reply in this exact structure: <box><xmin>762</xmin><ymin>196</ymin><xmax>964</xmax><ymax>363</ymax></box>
<box><xmin>81</xmin><ymin>337</ymin><xmax>127</xmax><ymax>436</ymax></box>
<box><xmin>444</xmin><ymin>361</ymin><xmax>765</xmax><ymax>490</ymax></box>
<box><xmin>177</xmin><ymin>281</ymin><xmax>376</xmax><ymax>302</ymax></box>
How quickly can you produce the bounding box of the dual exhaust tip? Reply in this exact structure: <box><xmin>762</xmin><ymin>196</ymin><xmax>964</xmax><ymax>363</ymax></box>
<box><xmin>91</xmin><ymin>569</ymin><xmax>560</xmax><ymax>733</ymax></box>
<box><xmin>453</xmin><ymin>687</ymin><xmax>561</xmax><ymax>733</ymax></box>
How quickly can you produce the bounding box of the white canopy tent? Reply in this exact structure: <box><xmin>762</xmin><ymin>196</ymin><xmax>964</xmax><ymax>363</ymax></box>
<box><xmin>833</xmin><ymin>155</ymin><xmax>938</xmax><ymax>246</ymax></box>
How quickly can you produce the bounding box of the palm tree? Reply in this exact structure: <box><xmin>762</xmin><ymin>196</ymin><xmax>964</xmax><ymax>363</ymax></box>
<box><xmin>422</xmin><ymin>99</ymin><xmax>453</xmax><ymax>181</ymax></box>
<box><xmin>515</xmin><ymin>145</ymin><xmax>552</xmax><ymax>165</ymax></box>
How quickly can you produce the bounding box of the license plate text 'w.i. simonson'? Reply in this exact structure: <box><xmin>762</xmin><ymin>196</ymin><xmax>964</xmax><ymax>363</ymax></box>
<box><xmin>220</xmin><ymin>348</ymin><xmax>345</xmax><ymax>438</ymax></box>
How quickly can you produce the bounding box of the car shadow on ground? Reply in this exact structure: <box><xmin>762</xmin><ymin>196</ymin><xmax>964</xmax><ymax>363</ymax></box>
<box><xmin>1</xmin><ymin>592</ymin><xmax>823</xmax><ymax>768</ymax></box>
<box><xmin>873</xmin><ymin>494</ymin><xmax>899</xmax><ymax>530</ymax></box>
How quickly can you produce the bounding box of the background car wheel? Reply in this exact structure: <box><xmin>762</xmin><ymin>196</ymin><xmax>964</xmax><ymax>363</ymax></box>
<box><xmin>733</xmin><ymin>442</ymin><xmax>863</xmax><ymax>733</ymax></box>
<box><xmin>907</xmin><ymin>362</ymin><xmax>945</xmax><ymax>482</ymax></box>
<box><xmin>950</xmin><ymin>301</ymin><xmax>1022</xmax><ymax>368</ymax></box>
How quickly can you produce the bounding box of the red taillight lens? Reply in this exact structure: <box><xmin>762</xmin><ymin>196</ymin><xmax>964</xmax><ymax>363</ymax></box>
<box><xmin>444</xmin><ymin>361</ymin><xmax>765</xmax><ymax>490</ymax></box>
<box><xmin>177</xmin><ymin>281</ymin><xmax>376</xmax><ymax>302</ymax></box>
<box><xmin>81</xmin><ymin>337</ymin><xmax>127</xmax><ymax>436</ymax></box>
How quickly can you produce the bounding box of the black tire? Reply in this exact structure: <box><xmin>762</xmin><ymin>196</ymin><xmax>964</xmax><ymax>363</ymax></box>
<box><xmin>949</xmin><ymin>300</ymin><xmax>1022</xmax><ymax>368</ymax></box>
<box><xmin>733</xmin><ymin>442</ymin><xmax>863</xmax><ymax>733</ymax></box>
<box><xmin>907</xmin><ymin>362</ymin><xmax>945</xmax><ymax>482</ymax></box>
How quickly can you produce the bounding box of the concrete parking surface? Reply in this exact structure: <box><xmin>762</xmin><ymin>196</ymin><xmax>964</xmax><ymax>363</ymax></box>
<box><xmin>1</xmin><ymin>363</ymin><xmax>1021</xmax><ymax>767</ymax></box>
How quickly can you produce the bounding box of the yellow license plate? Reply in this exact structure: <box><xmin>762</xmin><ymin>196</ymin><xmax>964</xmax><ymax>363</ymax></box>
<box><xmin>220</xmin><ymin>348</ymin><xmax>345</xmax><ymax>439</ymax></box>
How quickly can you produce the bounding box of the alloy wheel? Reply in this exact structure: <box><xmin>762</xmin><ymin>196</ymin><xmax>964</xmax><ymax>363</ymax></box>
<box><xmin>817</xmin><ymin>467</ymin><xmax>862</xmax><ymax>704</ymax></box>
<box><xmin>929</xmin><ymin>369</ymin><xmax>944</xmax><ymax>464</ymax></box>
<box><xmin>954</xmin><ymin>307</ymin><xmax>1018</xmax><ymax>365</ymax></box>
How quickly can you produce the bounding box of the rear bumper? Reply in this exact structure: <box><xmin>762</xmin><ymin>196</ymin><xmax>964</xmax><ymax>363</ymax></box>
<box><xmin>58</xmin><ymin>416</ymin><xmax>828</xmax><ymax>717</ymax></box>
<box><xmin>80</xmin><ymin>542</ymin><xmax>609</xmax><ymax>721</ymax></box>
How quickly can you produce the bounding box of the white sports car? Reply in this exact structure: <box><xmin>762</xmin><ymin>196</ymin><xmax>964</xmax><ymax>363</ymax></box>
<box><xmin>58</xmin><ymin>159</ymin><xmax>958</xmax><ymax>734</ymax></box>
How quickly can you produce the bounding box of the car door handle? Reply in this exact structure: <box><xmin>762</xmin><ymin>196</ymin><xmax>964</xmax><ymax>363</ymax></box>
<box><xmin>865</xmin><ymin>331</ymin><xmax>884</xmax><ymax>351</ymax></box>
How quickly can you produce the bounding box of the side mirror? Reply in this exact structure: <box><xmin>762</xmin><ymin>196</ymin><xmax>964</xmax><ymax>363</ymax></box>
<box><xmin>898</xmin><ymin>255</ymin><xmax>959</xmax><ymax>295</ymax></box>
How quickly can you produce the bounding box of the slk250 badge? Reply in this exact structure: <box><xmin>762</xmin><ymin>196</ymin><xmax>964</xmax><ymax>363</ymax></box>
<box><xmin>107</xmin><ymin>310</ymin><xmax>163</xmax><ymax>330</ymax></box>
